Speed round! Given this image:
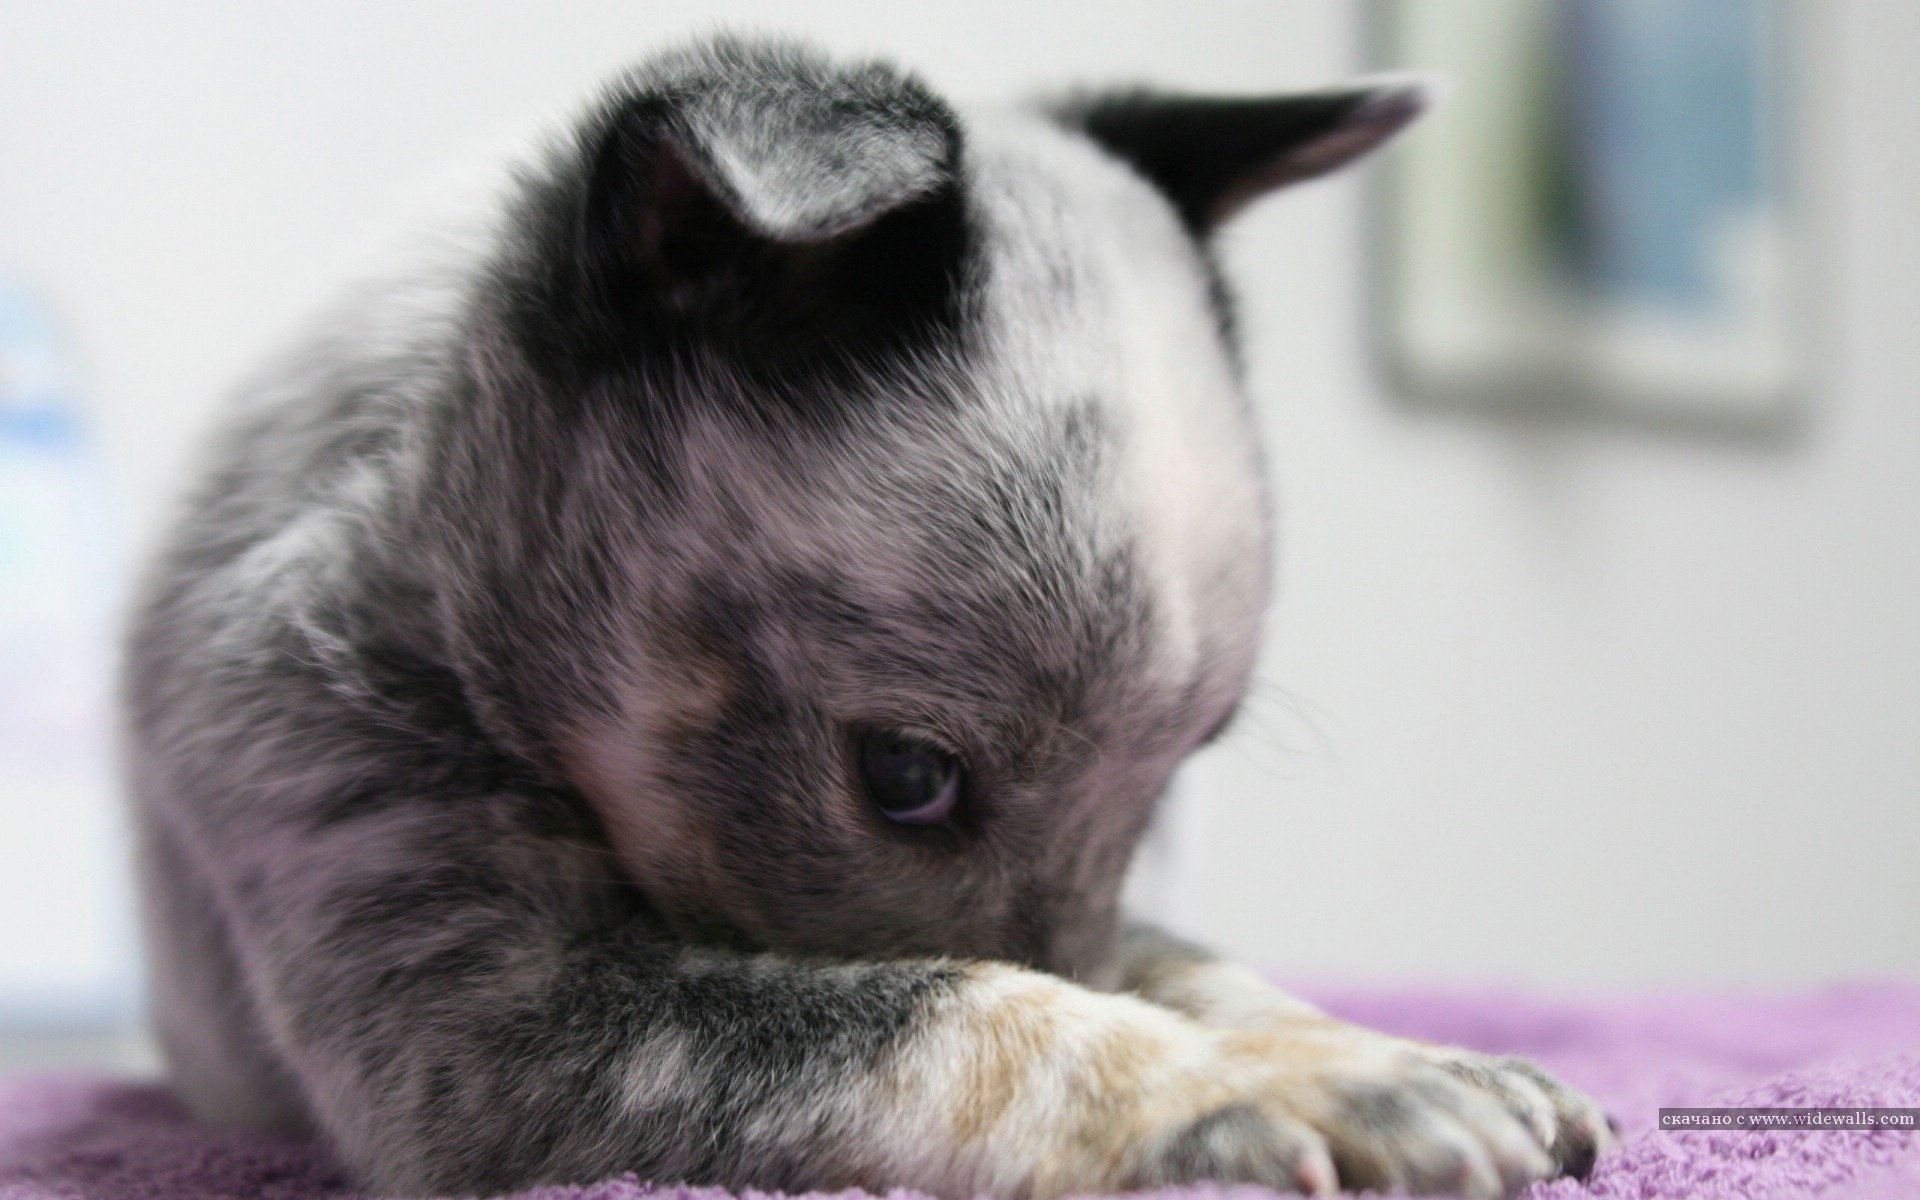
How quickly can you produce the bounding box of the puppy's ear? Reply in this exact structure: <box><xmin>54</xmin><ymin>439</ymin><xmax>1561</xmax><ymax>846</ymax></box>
<box><xmin>1051</xmin><ymin>78</ymin><xmax>1434</xmax><ymax>235</ymax></box>
<box><xmin>570</xmin><ymin>39</ymin><xmax>965</xmax><ymax>337</ymax></box>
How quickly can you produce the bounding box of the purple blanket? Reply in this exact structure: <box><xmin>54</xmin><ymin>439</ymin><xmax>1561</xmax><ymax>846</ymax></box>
<box><xmin>3</xmin><ymin>982</ymin><xmax>1916</xmax><ymax>1200</ymax></box>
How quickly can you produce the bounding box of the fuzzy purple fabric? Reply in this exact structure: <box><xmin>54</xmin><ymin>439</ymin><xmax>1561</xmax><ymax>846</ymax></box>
<box><xmin>2</xmin><ymin>982</ymin><xmax>1916</xmax><ymax>1200</ymax></box>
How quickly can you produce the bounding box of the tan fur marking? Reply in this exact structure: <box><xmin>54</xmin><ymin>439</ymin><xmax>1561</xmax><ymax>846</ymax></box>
<box><xmin>950</xmin><ymin>976</ymin><xmax>1064</xmax><ymax>1142</ymax></box>
<box><xmin>1062</xmin><ymin>1021</ymin><xmax>1181</xmax><ymax>1176</ymax></box>
<box><xmin>1220</xmin><ymin>1019</ymin><xmax>1391</xmax><ymax>1072</ymax></box>
<box><xmin>558</xmin><ymin>634</ymin><xmax>738</xmax><ymax>927</ymax></box>
<box><xmin>938</xmin><ymin>967</ymin><xmax>1236</xmax><ymax>1198</ymax></box>
<box><xmin>645</xmin><ymin>641</ymin><xmax>737</xmax><ymax>742</ymax></box>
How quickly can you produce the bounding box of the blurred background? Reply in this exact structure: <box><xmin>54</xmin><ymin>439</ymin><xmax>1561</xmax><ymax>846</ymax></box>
<box><xmin>0</xmin><ymin>1</ymin><xmax>1914</xmax><ymax>1071</ymax></box>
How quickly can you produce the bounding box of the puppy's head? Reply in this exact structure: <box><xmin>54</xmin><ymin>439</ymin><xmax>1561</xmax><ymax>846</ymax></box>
<box><xmin>452</xmin><ymin>38</ymin><xmax>1425</xmax><ymax>977</ymax></box>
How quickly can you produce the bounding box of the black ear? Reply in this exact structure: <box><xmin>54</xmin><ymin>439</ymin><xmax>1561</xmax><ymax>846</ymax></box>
<box><xmin>1051</xmin><ymin>78</ymin><xmax>1435</xmax><ymax>235</ymax></box>
<box><xmin>562</xmin><ymin>38</ymin><xmax>967</xmax><ymax>350</ymax></box>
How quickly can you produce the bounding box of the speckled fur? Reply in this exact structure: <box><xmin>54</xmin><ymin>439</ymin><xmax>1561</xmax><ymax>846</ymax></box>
<box><xmin>125</xmin><ymin>35</ymin><xmax>1607</xmax><ymax>1199</ymax></box>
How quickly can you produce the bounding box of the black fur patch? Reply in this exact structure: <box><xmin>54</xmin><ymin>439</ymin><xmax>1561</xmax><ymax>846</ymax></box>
<box><xmin>498</xmin><ymin>38</ymin><xmax>972</xmax><ymax>387</ymax></box>
<box><xmin>1054</xmin><ymin>85</ymin><xmax>1424</xmax><ymax>233</ymax></box>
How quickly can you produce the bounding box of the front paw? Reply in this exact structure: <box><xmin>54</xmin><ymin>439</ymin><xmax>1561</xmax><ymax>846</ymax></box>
<box><xmin>1424</xmin><ymin>1047</ymin><xmax>1614</xmax><ymax>1182</ymax></box>
<box><xmin>1207</xmin><ymin>1027</ymin><xmax>1613</xmax><ymax>1197</ymax></box>
<box><xmin>916</xmin><ymin>968</ymin><xmax>1610</xmax><ymax>1199</ymax></box>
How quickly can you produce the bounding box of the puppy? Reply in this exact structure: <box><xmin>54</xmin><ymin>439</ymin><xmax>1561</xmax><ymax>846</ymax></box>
<box><xmin>125</xmin><ymin>36</ymin><xmax>1610</xmax><ymax>1199</ymax></box>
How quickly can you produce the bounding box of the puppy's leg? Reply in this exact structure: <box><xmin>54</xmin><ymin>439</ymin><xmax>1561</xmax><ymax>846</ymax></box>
<box><xmin>173</xmin><ymin>792</ymin><xmax>1400</xmax><ymax>1199</ymax></box>
<box><xmin>1109</xmin><ymin>921</ymin><xmax>1615</xmax><ymax>1189</ymax></box>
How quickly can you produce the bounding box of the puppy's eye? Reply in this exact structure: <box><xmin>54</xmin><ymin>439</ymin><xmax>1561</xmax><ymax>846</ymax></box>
<box><xmin>858</xmin><ymin>732</ymin><xmax>962</xmax><ymax>825</ymax></box>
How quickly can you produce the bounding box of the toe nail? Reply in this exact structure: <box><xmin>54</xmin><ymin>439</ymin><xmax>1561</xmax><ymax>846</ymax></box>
<box><xmin>1533</xmin><ymin>1112</ymin><xmax>1558</xmax><ymax>1149</ymax></box>
<box><xmin>1296</xmin><ymin>1149</ymin><xmax>1337</xmax><ymax>1197</ymax></box>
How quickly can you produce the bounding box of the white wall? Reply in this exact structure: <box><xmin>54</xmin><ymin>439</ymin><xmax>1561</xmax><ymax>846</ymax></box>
<box><xmin>1167</xmin><ymin>1</ymin><xmax>1920</xmax><ymax>985</ymax></box>
<box><xmin>0</xmin><ymin>1</ymin><xmax>1912</xmax><ymax>1012</ymax></box>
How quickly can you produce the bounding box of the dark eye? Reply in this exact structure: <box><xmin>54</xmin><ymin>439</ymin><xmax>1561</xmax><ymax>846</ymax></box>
<box><xmin>858</xmin><ymin>732</ymin><xmax>962</xmax><ymax>825</ymax></box>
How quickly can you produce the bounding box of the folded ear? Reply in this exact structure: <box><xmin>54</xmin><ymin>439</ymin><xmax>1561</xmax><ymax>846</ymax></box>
<box><xmin>567</xmin><ymin>38</ymin><xmax>965</xmax><ymax>334</ymax></box>
<box><xmin>1050</xmin><ymin>78</ymin><xmax>1435</xmax><ymax>235</ymax></box>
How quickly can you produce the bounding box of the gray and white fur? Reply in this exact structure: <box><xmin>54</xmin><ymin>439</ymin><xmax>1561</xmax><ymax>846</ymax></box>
<box><xmin>125</xmin><ymin>37</ymin><xmax>1611</xmax><ymax>1200</ymax></box>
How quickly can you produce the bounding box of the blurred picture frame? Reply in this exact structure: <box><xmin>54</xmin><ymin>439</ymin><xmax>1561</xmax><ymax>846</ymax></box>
<box><xmin>1365</xmin><ymin>0</ymin><xmax>1807</xmax><ymax>437</ymax></box>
